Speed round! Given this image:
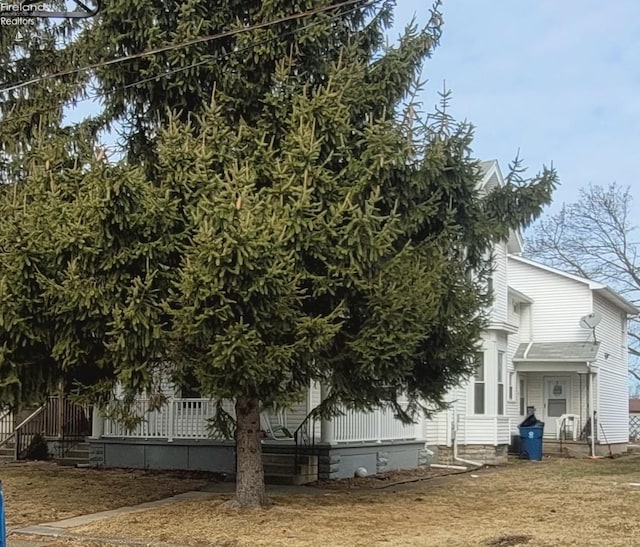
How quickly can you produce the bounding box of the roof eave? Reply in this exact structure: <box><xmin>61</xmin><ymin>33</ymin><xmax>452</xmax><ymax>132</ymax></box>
<box><xmin>593</xmin><ymin>287</ymin><xmax>640</xmax><ymax>316</ymax></box>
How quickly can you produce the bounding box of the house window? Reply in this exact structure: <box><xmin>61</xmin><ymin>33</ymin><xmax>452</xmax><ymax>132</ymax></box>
<box><xmin>519</xmin><ymin>376</ymin><xmax>527</xmax><ymax>415</ymax></box>
<box><xmin>474</xmin><ymin>352</ymin><xmax>485</xmax><ymax>414</ymax></box>
<box><xmin>179</xmin><ymin>372</ymin><xmax>202</xmax><ymax>399</ymax></box>
<box><xmin>497</xmin><ymin>351</ymin><xmax>505</xmax><ymax>415</ymax></box>
<box><xmin>180</xmin><ymin>385</ymin><xmax>201</xmax><ymax>399</ymax></box>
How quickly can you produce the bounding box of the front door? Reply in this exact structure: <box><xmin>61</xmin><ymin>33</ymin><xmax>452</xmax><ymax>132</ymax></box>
<box><xmin>544</xmin><ymin>376</ymin><xmax>571</xmax><ymax>436</ymax></box>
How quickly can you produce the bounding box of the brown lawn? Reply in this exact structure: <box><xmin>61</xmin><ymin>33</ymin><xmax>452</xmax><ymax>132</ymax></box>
<box><xmin>5</xmin><ymin>456</ymin><xmax>640</xmax><ymax>546</ymax></box>
<box><xmin>0</xmin><ymin>461</ymin><xmax>209</xmax><ymax>528</ymax></box>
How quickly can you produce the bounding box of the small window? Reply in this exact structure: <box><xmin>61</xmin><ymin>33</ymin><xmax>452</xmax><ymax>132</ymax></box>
<box><xmin>519</xmin><ymin>376</ymin><xmax>527</xmax><ymax>416</ymax></box>
<box><xmin>508</xmin><ymin>372</ymin><xmax>516</xmax><ymax>402</ymax></box>
<box><xmin>497</xmin><ymin>351</ymin><xmax>505</xmax><ymax>415</ymax></box>
<box><xmin>474</xmin><ymin>352</ymin><xmax>485</xmax><ymax>414</ymax></box>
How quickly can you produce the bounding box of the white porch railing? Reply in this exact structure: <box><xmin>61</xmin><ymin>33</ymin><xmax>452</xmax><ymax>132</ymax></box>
<box><xmin>0</xmin><ymin>409</ymin><xmax>14</xmax><ymax>446</ymax></box>
<box><xmin>103</xmin><ymin>398</ymin><xmax>221</xmax><ymax>441</ymax></box>
<box><xmin>332</xmin><ymin>407</ymin><xmax>418</xmax><ymax>443</ymax></box>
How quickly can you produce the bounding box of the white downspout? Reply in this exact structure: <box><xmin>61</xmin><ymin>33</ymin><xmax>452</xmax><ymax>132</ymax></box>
<box><xmin>430</xmin><ymin>405</ymin><xmax>468</xmax><ymax>471</ymax></box>
<box><xmin>452</xmin><ymin>408</ymin><xmax>483</xmax><ymax>468</ymax></box>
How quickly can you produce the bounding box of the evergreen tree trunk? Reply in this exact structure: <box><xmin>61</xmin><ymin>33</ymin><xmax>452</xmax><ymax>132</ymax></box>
<box><xmin>229</xmin><ymin>396</ymin><xmax>269</xmax><ymax>508</ymax></box>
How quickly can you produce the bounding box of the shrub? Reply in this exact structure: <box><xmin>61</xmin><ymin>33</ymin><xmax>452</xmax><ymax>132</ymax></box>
<box><xmin>25</xmin><ymin>433</ymin><xmax>49</xmax><ymax>460</ymax></box>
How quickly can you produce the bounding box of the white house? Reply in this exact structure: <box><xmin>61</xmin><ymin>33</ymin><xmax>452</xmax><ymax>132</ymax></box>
<box><xmin>424</xmin><ymin>161</ymin><xmax>639</xmax><ymax>463</ymax></box>
<box><xmin>21</xmin><ymin>160</ymin><xmax>634</xmax><ymax>480</ymax></box>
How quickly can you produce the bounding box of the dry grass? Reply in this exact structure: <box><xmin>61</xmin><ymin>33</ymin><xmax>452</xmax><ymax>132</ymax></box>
<box><xmin>0</xmin><ymin>461</ymin><xmax>210</xmax><ymax>528</ymax></box>
<box><xmin>70</xmin><ymin>456</ymin><xmax>640</xmax><ymax>547</ymax></box>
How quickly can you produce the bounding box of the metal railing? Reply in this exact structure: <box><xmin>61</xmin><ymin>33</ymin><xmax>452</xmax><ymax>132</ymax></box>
<box><xmin>294</xmin><ymin>412</ymin><xmax>318</xmax><ymax>478</ymax></box>
<box><xmin>14</xmin><ymin>405</ymin><xmax>46</xmax><ymax>460</ymax></box>
<box><xmin>13</xmin><ymin>397</ymin><xmax>91</xmax><ymax>459</ymax></box>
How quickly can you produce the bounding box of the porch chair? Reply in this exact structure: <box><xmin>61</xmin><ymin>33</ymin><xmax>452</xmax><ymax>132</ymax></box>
<box><xmin>260</xmin><ymin>412</ymin><xmax>293</xmax><ymax>440</ymax></box>
<box><xmin>556</xmin><ymin>414</ymin><xmax>580</xmax><ymax>441</ymax></box>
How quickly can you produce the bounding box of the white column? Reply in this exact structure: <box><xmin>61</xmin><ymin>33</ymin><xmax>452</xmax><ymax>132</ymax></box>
<box><xmin>90</xmin><ymin>406</ymin><xmax>104</xmax><ymax>439</ymax></box>
<box><xmin>320</xmin><ymin>384</ymin><xmax>333</xmax><ymax>444</ymax></box>
<box><xmin>167</xmin><ymin>398</ymin><xmax>175</xmax><ymax>442</ymax></box>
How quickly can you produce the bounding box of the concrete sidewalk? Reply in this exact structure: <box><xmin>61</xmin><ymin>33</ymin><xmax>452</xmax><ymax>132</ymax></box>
<box><xmin>10</xmin><ymin>491</ymin><xmax>217</xmax><ymax>546</ymax></box>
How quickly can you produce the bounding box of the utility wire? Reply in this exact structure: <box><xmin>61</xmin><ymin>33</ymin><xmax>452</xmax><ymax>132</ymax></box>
<box><xmin>0</xmin><ymin>0</ymin><xmax>372</xmax><ymax>95</ymax></box>
<box><xmin>0</xmin><ymin>0</ymin><xmax>380</xmax><ymax>127</ymax></box>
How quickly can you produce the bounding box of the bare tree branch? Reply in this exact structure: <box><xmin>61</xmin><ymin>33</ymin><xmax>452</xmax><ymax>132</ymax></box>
<box><xmin>526</xmin><ymin>183</ymin><xmax>640</xmax><ymax>379</ymax></box>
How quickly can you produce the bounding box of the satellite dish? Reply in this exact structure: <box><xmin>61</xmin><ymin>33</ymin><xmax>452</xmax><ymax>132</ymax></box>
<box><xmin>580</xmin><ymin>312</ymin><xmax>602</xmax><ymax>330</ymax></box>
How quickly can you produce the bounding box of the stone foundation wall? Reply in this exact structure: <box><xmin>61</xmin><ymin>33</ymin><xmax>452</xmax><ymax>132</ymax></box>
<box><xmin>437</xmin><ymin>444</ymin><xmax>508</xmax><ymax>465</ymax></box>
<box><xmin>317</xmin><ymin>441</ymin><xmax>429</xmax><ymax>480</ymax></box>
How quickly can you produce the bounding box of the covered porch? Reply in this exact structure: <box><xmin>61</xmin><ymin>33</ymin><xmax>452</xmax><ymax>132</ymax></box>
<box><xmin>90</xmin><ymin>391</ymin><xmax>426</xmax><ymax>480</ymax></box>
<box><xmin>95</xmin><ymin>394</ymin><xmax>421</xmax><ymax>446</ymax></box>
<box><xmin>513</xmin><ymin>341</ymin><xmax>599</xmax><ymax>442</ymax></box>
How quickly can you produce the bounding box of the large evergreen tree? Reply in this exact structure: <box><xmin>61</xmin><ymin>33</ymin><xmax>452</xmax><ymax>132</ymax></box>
<box><xmin>0</xmin><ymin>1</ymin><xmax>558</xmax><ymax>507</ymax></box>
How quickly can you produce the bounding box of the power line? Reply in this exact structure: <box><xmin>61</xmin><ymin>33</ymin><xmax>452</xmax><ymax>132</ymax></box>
<box><xmin>0</xmin><ymin>0</ymin><xmax>380</xmax><ymax>128</ymax></box>
<box><xmin>0</xmin><ymin>0</ymin><xmax>371</xmax><ymax>96</ymax></box>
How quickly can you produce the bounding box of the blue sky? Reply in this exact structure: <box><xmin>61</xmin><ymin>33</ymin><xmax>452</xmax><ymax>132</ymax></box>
<box><xmin>74</xmin><ymin>1</ymin><xmax>639</xmax><ymax>218</ymax></box>
<box><xmin>392</xmin><ymin>0</ymin><xmax>640</xmax><ymax>217</ymax></box>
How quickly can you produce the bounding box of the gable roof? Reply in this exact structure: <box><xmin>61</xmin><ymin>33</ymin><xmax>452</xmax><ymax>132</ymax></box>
<box><xmin>508</xmin><ymin>255</ymin><xmax>639</xmax><ymax>315</ymax></box>
<box><xmin>478</xmin><ymin>160</ymin><xmax>524</xmax><ymax>254</ymax></box>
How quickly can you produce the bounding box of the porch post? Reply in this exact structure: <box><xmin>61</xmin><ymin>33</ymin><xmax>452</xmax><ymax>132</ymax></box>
<box><xmin>167</xmin><ymin>397</ymin><xmax>175</xmax><ymax>442</ymax></box>
<box><xmin>588</xmin><ymin>364</ymin><xmax>596</xmax><ymax>457</ymax></box>
<box><xmin>90</xmin><ymin>407</ymin><xmax>104</xmax><ymax>439</ymax></box>
<box><xmin>57</xmin><ymin>380</ymin><xmax>65</xmax><ymax>439</ymax></box>
<box><xmin>320</xmin><ymin>384</ymin><xmax>333</xmax><ymax>444</ymax></box>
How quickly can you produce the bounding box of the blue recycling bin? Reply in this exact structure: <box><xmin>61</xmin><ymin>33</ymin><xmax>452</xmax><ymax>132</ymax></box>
<box><xmin>518</xmin><ymin>414</ymin><xmax>545</xmax><ymax>461</ymax></box>
<box><xmin>0</xmin><ymin>479</ymin><xmax>5</xmax><ymax>547</ymax></box>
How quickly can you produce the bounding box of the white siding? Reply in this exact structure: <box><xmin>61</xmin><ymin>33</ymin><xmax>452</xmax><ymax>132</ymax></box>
<box><xmin>489</xmin><ymin>241</ymin><xmax>509</xmax><ymax>324</ymax></box>
<box><xmin>507</xmin><ymin>295</ymin><xmax>520</xmax><ymax>328</ymax></box>
<box><xmin>426</xmin><ymin>384</ymin><xmax>467</xmax><ymax>446</ymax></box>
<box><xmin>508</xmin><ymin>258</ymin><xmax>593</xmax><ymax>342</ymax></box>
<box><xmin>594</xmin><ymin>294</ymin><xmax>630</xmax><ymax>443</ymax></box>
<box><xmin>506</xmin><ymin>307</ymin><xmax>523</xmax><ymax>432</ymax></box>
<box><xmin>594</xmin><ymin>294</ymin><xmax>626</xmax><ymax>363</ymax></box>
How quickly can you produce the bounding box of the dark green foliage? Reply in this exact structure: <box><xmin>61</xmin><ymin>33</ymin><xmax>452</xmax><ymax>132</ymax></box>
<box><xmin>26</xmin><ymin>433</ymin><xmax>49</xmax><ymax>460</ymax></box>
<box><xmin>0</xmin><ymin>1</ymin><xmax>557</xmax><ymax>426</ymax></box>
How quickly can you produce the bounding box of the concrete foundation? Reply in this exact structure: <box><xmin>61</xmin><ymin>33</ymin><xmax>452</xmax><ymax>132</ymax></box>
<box><xmin>89</xmin><ymin>438</ymin><xmax>429</xmax><ymax>481</ymax></box>
<box><xmin>89</xmin><ymin>438</ymin><xmax>236</xmax><ymax>473</ymax></box>
<box><xmin>317</xmin><ymin>441</ymin><xmax>428</xmax><ymax>480</ymax></box>
<box><xmin>437</xmin><ymin>444</ymin><xmax>509</xmax><ymax>465</ymax></box>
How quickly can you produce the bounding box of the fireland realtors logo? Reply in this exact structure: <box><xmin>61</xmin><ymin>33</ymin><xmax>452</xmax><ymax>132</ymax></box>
<box><xmin>1</xmin><ymin>0</ymin><xmax>99</xmax><ymax>25</ymax></box>
<box><xmin>1</xmin><ymin>1</ymin><xmax>45</xmax><ymax>25</ymax></box>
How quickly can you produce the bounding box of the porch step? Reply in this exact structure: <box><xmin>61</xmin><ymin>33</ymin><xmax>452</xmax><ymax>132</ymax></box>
<box><xmin>261</xmin><ymin>453</ymin><xmax>318</xmax><ymax>485</ymax></box>
<box><xmin>53</xmin><ymin>441</ymin><xmax>90</xmax><ymax>467</ymax></box>
<box><xmin>0</xmin><ymin>438</ymin><xmax>16</xmax><ymax>462</ymax></box>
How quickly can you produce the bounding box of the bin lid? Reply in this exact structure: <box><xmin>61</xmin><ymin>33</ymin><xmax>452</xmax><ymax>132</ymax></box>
<box><xmin>519</xmin><ymin>413</ymin><xmax>544</xmax><ymax>427</ymax></box>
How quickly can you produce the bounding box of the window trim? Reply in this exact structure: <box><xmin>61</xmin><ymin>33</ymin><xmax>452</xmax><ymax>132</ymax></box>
<box><xmin>519</xmin><ymin>375</ymin><xmax>527</xmax><ymax>416</ymax></box>
<box><xmin>474</xmin><ymin>352</ymin><xmax>485</xmax><ymax>415</ymax></box>
<box><xmin>497</xmin><ymin>351</ymin><xmax>505</xmax><ymax>416</ymax></box>
<box><xmin>508</xmin><ymin>371</ymin><xmax>516</xmax><ymax>402</ymax></box>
